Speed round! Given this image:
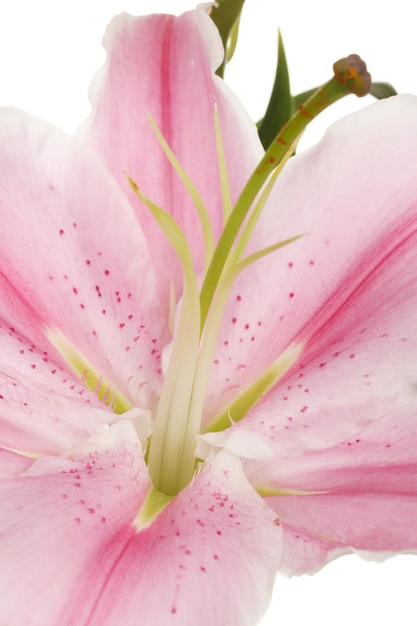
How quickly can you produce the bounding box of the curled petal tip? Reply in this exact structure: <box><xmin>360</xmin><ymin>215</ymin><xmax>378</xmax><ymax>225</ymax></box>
<box><xmin>333</xmin><ymin>54</ymin><xmax>372</xmax><ymax>97</ymax></box>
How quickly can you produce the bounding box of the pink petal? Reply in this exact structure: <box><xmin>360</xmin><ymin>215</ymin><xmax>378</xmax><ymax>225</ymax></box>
<box><xmin>205</xmin><ymin>95</ymin><xmax>417</xmax><ymax>444</ymax></box>
<box><xmin>233</xmin><ymin>214</ymin><xmax>417</xmax><ymax>457</ymax></box>
<box><xmin>0</xmin><ymin>422</ymin><xmax>147</xmax><ymax>625</ymax></box>
<box><xmin>274</xmin><ymin>492</ymin><xmax>417</xmax><ymax>576</ymax></box>
<box><xmin>0</xmin><ymin>431</ymin><xmax>281</xmax><ymax>625</ymax></box>
<box><xmin>268</xmin><ymin>493</ymin><xmax>417</xmax><ymax>575</ymax></box>
<box><xmin>0</xmin><ymin>317</ymin><xmax>121</xmax><ymax>453</ymax></box>
<box><xmin>0</xmin><ymin>109</ymin><xmax>169</xmax><ymax>413</ymax></box>
<box><xmin>0</xmin><ymin>446</ymin><xmax>33</xmax><ymax>476</ymax></box>
<box><xmin>86</xmin><ymin>450</ymin><xmax>281</xmax><ymax>626</ymax></box>
<box><xmin>81</xmin><ymin>7</ymin><xmax>262</xmax><ymax>299</ymax></box>
<box><xmin>247</xmin><ymin>411</ymin><xmax>417</xmax><ymax>574</ymax></box>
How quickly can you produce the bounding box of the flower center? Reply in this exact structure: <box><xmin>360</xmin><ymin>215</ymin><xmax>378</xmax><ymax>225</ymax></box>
<box><xmin>49</xmin><ymin>57</ymin><xmax>370</xmax><ymax>497</ymax></box>
<box><xmin>132</xmin><ymin>107</ymin><xmax>303</xmax><ymax>496</ymax></box>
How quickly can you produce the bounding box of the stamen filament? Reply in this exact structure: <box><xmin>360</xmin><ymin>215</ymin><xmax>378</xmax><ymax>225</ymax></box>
<box><xmin>148</xmin><ymin>115</ymin><xmax>215</xmax><ymax>272</ymax></box>
<box><xmin>235</xmin><ymin>234</ymin><xmax>304</xmax><ymax>275</ymax></box>
<box><xmin>214</xmin><ymin>103</ymin><xmax>233</xmax><ymax>224</ymax></box>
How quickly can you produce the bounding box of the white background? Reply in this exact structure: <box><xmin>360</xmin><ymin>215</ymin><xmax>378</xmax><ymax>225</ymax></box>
<box><xmin>1</xmin><ymin>1</ymin><xmax>416</xmax><ymax>624</ymax></box>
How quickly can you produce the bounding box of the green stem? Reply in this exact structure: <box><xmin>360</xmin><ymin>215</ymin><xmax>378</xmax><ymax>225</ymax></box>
<box><xmin>200</xmin><ymin>55</ymin><xmax>371</xmax><ymax>327</ymax></box>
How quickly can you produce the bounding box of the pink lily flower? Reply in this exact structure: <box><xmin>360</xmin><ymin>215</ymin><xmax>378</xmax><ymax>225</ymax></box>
<box><xmin>0</xmin><ymin>5</ymin><xmax>416</xmax><ymax>625</ymax></box>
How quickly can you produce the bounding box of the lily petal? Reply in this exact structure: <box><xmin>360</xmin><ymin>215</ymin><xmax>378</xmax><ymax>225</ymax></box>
<box><xmin>248</xmin><ymin>410</ymin><xmax>417</xmax><ymax>574</ymax></box>
<box><xmin>80</xmin><ymin>7</ymin><xmax>263</xmax><ymax>299</ymax></box>
<box><xmin>0</xmin><ymin>429</ymin><xmax>281</xmax><ymax>625</ymax></box>
<box><xmin>0</xmin><ymin>315</ymin><xmax>123</xmax><ymax>454</ymax></box>
<box><xmin>86</xmin><ymin>450</ymin><xmax>281</xmax><ymax>626</ymax></box>
<box><xmin>0</xmin><ymin>109</ymin><xmax>169</xmax><ymax>414</ymax></box>
<box><xmin>205</xmin><ymin>96</ymin><xmax>417</xmax><ymax>448</ymax></box>
<box><xmin>0</xmin><ymin>446</ymin><xmax>34</xmax><ymax>476</ymax></box>
<box><xmin>274</xmin><ymin>491</ymin><xmax>417</xmax><ymax>576</ymax></box>
<box><xmin>0</xmin><ymin>421</ymin><xmax>147</xmax><ymax>625</ymax></box>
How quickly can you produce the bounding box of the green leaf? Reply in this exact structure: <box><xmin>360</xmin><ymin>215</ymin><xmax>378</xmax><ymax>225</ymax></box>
<box><xmin>370</xmin><ymin>81</ymin><xmax>397</xmax><ymax>99</ymax></box>
<box><xmin>209</xmin><ymin>0</ymin><xmax>246</xmax><ymax>77</ymax></box>
<box><xmin>258</xmin><ymin>30</ymin><xmax>294</xmax><ymax>150</ymax></box>
<box><xmin>225</xmin><ymin>12</ymin><xmax>241</xmax><ymax>64</ymax></box>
